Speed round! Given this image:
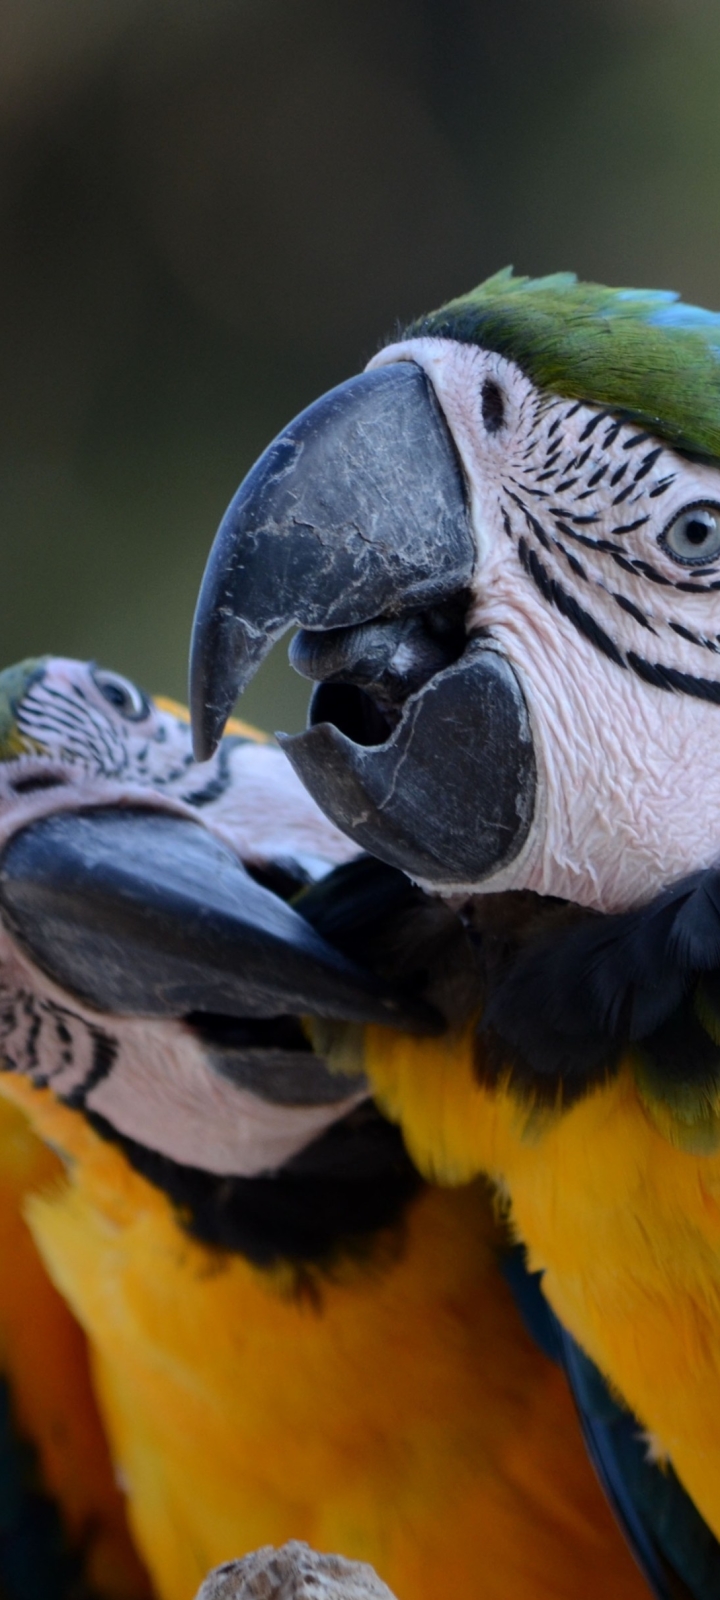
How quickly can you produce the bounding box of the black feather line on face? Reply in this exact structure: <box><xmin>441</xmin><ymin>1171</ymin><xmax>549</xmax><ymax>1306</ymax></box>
<box><xmin>487</xmin><ymin>390</ymin><xmax>720</xmax><ymax>697</ymax></box>
<box><xmin>59</xmin><ymin>1028</ymin><xmax>118</xmax><ymax>1109</ymax></box>
<box><xmin>504</xmin><ymin>481</ymin><xmax>720</xmax><ymax>700</ymax></box>
<box><xmin>627</xmin><ymin>655</ymin><xmax>720</xmax><ymax>705</ymax></box>
<box><xmin>516</xmin><ymin>536</ymin><xmax>626</xmax><ymax>668</ymax></box>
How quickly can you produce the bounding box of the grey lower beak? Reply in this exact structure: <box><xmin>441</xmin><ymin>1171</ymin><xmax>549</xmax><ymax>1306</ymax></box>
<box><xmin>281</xmin><ymin>641</ymin><xmax>535</xmax><ymax>884</ymax></box>
<box><xmin>0</xmin><ymin>807</ymin><xmax>439</xmax><ymax>1030</ymax></box>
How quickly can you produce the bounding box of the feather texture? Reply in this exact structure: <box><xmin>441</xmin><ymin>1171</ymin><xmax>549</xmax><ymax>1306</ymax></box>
<box><xmin>479</xmin><ymin>868</ymin><xmax>720</xmax><ymax>1143</ymax></box>
<box><xmin>0</xmin><ymin>1074</ymin><xmax>648</xmax><ymax>1600</ymax></box>
<box><xmin>0</xmin><ymin>1094</ymin><xmax>150</xmax><ymax>1599</ymax></box>
<box><xmin>410</xmin><ymin>268</ymin><xmax>720</xmax><ymax>461</ymax></box>
<box><xmin>503</xmin><ymin>1247</ymin><xmax>720</xmax><ymax>1600</ymax></box>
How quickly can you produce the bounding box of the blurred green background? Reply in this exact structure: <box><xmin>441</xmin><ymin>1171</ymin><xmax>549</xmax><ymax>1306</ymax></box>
<box><xmin>2</xmin><ymin>0</ymin><xmax>720</xmax><ymax>732</ymax></box>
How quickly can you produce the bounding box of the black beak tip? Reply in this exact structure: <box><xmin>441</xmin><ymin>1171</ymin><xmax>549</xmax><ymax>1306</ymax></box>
<box><xmin>191</xmin><ymin>706</ymin><xmax>222</xmax><ymax>764</ymax></box>
<box><xmin>189</xmin><ymin>585</ymin><xmax>235</xmax><ymax>762</ymax></box>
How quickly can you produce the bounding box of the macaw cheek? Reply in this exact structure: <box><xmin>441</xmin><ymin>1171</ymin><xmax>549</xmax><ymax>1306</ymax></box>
<box><xmin>278</xmin><ymin>639</ymin><xmax>537</xmax><ymax>887</ymax></box>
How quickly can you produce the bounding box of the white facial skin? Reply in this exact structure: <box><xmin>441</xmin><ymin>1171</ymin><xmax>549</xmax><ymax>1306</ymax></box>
<box><xmin>371</xmin><ymin>339</ymin><xmax>720</xmax><ymax>912</ymax></box>
<box><xmin>0</xmin><ymin>657</ymin><xmax>361</xmax><ymax>1174</ymax></box>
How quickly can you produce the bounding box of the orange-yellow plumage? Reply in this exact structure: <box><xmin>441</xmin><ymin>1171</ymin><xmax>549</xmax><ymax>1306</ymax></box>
<box><xmin>366</xmin><ymin>1020</ymin><xmax>720</xmax><ymax>1546</ymax></box>
<box><xmin>0</xmin><ymin>1092</ymin><xmax>151</xmax><ymax>1598</ymax></box>
<box><xmin>0</xmin><ymin>1071</ymin><xmax>646</xmax><ymax>1600</ymax></box>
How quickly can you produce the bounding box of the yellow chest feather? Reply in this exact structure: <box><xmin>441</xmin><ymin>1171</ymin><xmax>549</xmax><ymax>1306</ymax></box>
<box><xmin>366</xmin><ymin>1021</ymin><xmax>720</xmax><ymax>1541</ymax></box>
<box><xmin>0</xmin><ymin>1073</ymin><xmax>644</xmax><ymax>1600</ymax></box>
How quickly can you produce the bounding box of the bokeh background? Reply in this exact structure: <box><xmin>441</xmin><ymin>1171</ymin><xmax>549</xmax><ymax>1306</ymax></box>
<box><xmin>2</xmin><ymin>0</ymin><xmax>720</xmax><ymax>731</ymax></box>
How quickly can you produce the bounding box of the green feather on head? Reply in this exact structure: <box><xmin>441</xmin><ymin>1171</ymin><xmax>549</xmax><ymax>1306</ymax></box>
<box><xmin>0</xmin><ymin>659</ymin><xmax>49</xmax><ymax>760</ymax></box>
<box><xmin>408</xmin><ymin>268</ymin><xmax>720</xmax><ymax>463</ymax></box>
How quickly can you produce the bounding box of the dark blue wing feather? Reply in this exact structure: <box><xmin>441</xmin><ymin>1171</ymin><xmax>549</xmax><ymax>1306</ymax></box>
<box><xmin>0</xmin><ymin>1379</ymin><xmax>99</xmax><ymax>1600</ymax></box>
<box><xmin>504</xmin><ymin>1249</ymin><xmax>720</xmax><ymax>1600</ymax></box>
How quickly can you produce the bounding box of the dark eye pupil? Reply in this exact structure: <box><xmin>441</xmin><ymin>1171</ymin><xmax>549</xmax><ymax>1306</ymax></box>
<box><xmin>685</xmin><ymin>518</ymin><xmax>711</xmax><ymax>546</ymax></box>
<box><xmin>100</xmin><ymin>682</ymin><xmax>130</xmax><ymax>709</ymax></box>
<box><xmin>91</xmin><ymin>666</ymin><xmax>148</xmax><ymax>719</ymax></box>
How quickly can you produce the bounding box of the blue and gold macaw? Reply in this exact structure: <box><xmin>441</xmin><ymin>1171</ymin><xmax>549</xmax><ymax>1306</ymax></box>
<box><xmin>190</xmin><ymin>269</ymin><xmax>720</xmax><ymax>1599</ymax></box>
<box><xmin>0</xmin><ymin>655</ymin><xmax>648</xmax><ymax>1600</ymax></box>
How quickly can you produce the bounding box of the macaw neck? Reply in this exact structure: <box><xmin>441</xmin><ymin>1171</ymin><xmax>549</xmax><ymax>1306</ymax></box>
<box><xmin>364</xmin><ymin>1021</ymin><xmax>720</xmax><ymax>1539</ymax></box>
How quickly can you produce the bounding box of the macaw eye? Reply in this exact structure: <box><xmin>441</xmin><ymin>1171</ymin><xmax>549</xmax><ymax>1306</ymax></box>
<box><xmin>661</xmin><ymin>504</ymin><xmax>720</xmax><ymax>565</ymax></box>
<box><xmin>91</xmin><ymin>668</ymin><xmax>149</xmax><ymax>721</ymax></box>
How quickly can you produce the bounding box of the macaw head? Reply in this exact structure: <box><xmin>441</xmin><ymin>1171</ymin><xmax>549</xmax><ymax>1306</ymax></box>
<box><xmin>0</xmin><ymin>656</ymin><xmax>434</xmax><ymax>1209</ymax></box>
<box><xmin>190</xmin><ymin>271</ymin><xmax>720</xmax><ymax>913</ymax></box>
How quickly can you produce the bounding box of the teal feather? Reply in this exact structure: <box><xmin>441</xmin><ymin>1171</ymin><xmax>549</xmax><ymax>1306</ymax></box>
<box><xmin>408</xmin><ymin>268</ymin><xmax>720</xmax><ymax>462</ymax></box>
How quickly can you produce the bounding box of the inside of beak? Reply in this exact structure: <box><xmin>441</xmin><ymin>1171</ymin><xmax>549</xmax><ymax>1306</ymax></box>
<box><xmin>289</xmin><ymin>594</ymin><xmax>473</xmax><ymax>747</ymax></box>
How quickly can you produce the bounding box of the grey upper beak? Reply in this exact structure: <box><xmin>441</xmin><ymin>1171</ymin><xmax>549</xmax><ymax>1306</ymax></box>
<box><xmin>190</xmin><ymin>362</ymin><xmax>475</xmax><ymax>761</ymax></box>
<box><xmin>0</xmin><ymin>807</ymin><xmax>440</xmax><ymax>1031</ymax></box>
<box><xmin>189</xmin><ymin>359</ymin><xmax>537</xmax><ymax>888</ymax></box>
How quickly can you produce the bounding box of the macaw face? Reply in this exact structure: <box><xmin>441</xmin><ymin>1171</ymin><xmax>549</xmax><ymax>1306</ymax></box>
<box><xmin>0</xmin><ymin>656</ymin><xmax>196</xmax><ymax>837</ymax></box>
<box><xmin>0</xmin><ymin>657</ymin><xmax>423</xmax><ymax>1183</ymax></box>
<box><xmin>191</xmin><ymin>339</ymin><xmax>720</xmax><ymax>913</ymax></box>
<box><xmin>0</xmin><ymin>655</ymin><xmax>355</xmax><ymax>877</ymax></box>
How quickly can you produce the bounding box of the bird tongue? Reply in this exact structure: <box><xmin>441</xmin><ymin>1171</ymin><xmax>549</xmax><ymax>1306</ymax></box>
<box><xmin>289</xmin><ymin>599</ymin><xmax>471</xmax><ymax>747</ymax></box>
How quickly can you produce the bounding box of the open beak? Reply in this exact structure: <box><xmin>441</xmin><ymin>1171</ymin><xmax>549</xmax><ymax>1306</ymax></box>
<box><xmin>0</xmin><ymin>806</ymin><xmax>438</xmax><ymax>1031</ymax></box>
<box><xmin>190</xmin><ymin>361</ymin><xmax>536</xmax><ymax>887</ymax></box>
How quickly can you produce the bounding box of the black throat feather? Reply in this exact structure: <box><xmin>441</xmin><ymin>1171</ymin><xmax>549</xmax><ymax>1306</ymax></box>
<box><xmin>298</xmin><ymin>855</ymin><xmax>720</xmax><ymax>1128</ymax></box>
<box><xmin>84</xmin><ymin>1099</ymin><xmax>422</xmax><ymax>1273</ymax></box>
<box><xmin>473</xmin><ymin>869</ymin><xmax>720</xmax><ymax>1124</ymax></box>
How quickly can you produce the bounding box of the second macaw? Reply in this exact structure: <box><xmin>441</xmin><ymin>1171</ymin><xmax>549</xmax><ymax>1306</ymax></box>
<box><xmin>0</xmin><ymin>654</ymin><xmax>648</xmax><ymax>1600</ymax></box>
